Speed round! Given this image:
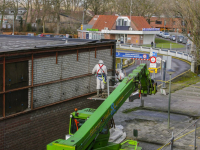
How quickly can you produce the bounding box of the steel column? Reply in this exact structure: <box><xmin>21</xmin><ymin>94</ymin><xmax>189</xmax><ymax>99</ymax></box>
<box><xmin>3</xmin><ymin>57</ymin><xmax>5</xmax><ymax>117</ymax></box>
<box><xmin>56</xmin><ymin>52</ymin><xmax>58</xmax><ymax>64</ymax></box>
<box><xmin>111</xmin><ymin>46</ymin><xmax>112</xmax><ymax>56</ymax></box>
<box><xmin>31</xmin><ymin>54</ymin><xmax>34</xmax><ymax>109</ymax></box>
<box><xmin>95</xmin><ymin>48</ymin><xmax>96</xmax><ymax>58</ymax></box>
<box><xmin>77</xmin><ymin>50</ymin><xmax>78</xmax><ymax>61</ymax></box>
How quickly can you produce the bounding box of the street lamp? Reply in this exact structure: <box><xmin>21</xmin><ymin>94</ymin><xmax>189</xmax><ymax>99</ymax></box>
<box><xmin>167</xmin><ymin>69</ymin><xmax>175</xmax><ymax>129</ymax></box>
<box><xmin>82</xmin><ymin>9</ymin><xmax>86</xmax><ymax>39</ymax></box>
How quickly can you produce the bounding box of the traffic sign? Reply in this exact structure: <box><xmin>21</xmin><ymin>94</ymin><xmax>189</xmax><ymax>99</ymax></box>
<box><xmin>149</xmin><ymin>68</ymin><xmax>157</xmax><ymax>73</ymax></box>
<box><xmin>156</xmin><ymin>57</ymin><xmax>161</xmax><ymax>64</ymax></box>
<box><xmin>143</xmin><ymin>54</ymin><xmax>147</xmax><ymax>59</ymax></box>
<box><xmin>150</xmin><ymin>52</ymin><xmax>157</xmax><ymax>57</ymax></box>
<box><xmin>150</xmin><ymin>56</ymin><xmax>156</xmax><ymax>63</ymax></box>
<box><xmin>150</xmin><ymin>63</ymin><xmax>156</xmax><ymax>68</ymax></box>
<box><xmin>116</xmin><ymin>52</ymin><xmax>149</xmax><ymax>59</ymax></box>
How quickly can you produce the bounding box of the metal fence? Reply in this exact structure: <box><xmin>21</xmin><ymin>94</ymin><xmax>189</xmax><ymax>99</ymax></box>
<box><xmin>118</xmin><ymin>44</ymin><xmax>194</xmax><ymax>62</ymax></box>
<box><xmin>157</xmin><ymin>118</ymin><xmax>200</xmax><ymax>150</ymax></box>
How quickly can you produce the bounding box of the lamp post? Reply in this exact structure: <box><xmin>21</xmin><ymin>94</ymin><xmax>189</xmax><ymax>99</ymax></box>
<box><xmin>82</xmin><ymin>9</ymin><xmax>86</xmax><ymax>39</ymax></box>
<box><xmin>167</xmin><ymin>69</ymin><xmax>175</xmax><ymax>129</ymax></box>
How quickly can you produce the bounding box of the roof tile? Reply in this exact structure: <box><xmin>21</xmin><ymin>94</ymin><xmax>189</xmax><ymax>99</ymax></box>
<box><xmin>92</xmin><ymin>15</ymin><xmax>118</xmax><ymax>30</ymax></box>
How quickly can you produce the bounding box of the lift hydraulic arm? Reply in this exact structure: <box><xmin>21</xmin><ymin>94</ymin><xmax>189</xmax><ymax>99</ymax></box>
<box><xmin>47</xmin><ymin>64</ymin><xmax>157</xmax><ymax>150</ymax></box>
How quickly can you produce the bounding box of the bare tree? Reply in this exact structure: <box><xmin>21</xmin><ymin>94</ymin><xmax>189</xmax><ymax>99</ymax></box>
<box><xmin>172</xmin><ymin>0</ymin><xmax>200</xmax><ymax>72</ymax></box>
<box><xmin>19</xmin><ymin>0</ymin><xmax>32</xmax><ymax>28</ymax></box>
<box><xmin>0</xmin><ymin>0</ymin><xmax>6</xmax><ymax>29</ymax></box>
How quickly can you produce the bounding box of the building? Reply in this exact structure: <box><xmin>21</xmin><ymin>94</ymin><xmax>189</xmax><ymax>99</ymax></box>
<box><xmin>0</xmin><ymin>36</ymin><xmax>116</xmax><ymax>150</ymax></box>
<box><xmin>149</xmin><ymin>17</ymin><xmax>183</xmax><ymax>32</ymax></box>
<box><xmin>0</xmin><ymin>8</ymin><xmax>26</xmax><ymax>29</ymax></box>
<box><xmin>78</xmin><ymin>15</ymin><xmax>160</xmax><ymax>45</ymax></box>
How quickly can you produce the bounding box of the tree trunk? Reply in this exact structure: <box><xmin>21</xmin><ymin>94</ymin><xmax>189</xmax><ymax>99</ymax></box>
<box><xmin>56</xmin><ymin>14</ymin><xmax>60</xmax><ymax>34</ymax></box>
<box><xmin>1</xmin><ymin>0</ymin><xmax>6</xmax><ymax>29</ymax></box>
<box><xmin>43</xmin><ymin>19</ymin><xmax>45</xmax><ymax>33</ymax></box>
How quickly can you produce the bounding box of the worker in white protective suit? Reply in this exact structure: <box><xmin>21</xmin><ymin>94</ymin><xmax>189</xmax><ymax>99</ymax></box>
<box><xmin>92</xmin><ymin>60</ymin><xmax>107</xmax><ymax>96</ymax></box>
<box><xmin>116</xmin><ymin>69</ymin><xmax>125</xmax><ymax>81</ymax></box>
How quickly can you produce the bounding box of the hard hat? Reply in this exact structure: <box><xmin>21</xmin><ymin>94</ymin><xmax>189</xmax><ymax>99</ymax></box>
<box><xmin>98</xmin><ymin>60</ymin><xmax>104</xmax><ymax>64</ymax></box>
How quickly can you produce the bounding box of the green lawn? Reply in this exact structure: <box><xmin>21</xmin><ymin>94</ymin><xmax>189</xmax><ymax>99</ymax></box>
<box><xmin>143</xmin><ymin>38</ymin><xmax>185</xmax><ymax>49</ymax></box>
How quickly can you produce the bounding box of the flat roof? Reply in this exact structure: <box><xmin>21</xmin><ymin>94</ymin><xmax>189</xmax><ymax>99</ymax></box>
<box><xmin>0</xmin><ymin>35</ymin><xmax>115</xmax><ymax>53</ymax></box>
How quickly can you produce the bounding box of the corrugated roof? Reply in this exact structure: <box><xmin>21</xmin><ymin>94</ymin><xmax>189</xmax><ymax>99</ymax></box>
<box><xmin>92</xmin><ymin>15</ymin><xmax>118</xmax><ymax>31</ymax></box>
<box><xmin>0</xmin><ymin>35</ymin><xmax>101</xmax><ymax>53</ymax></box>
<box><xmin>128</xmin><ymin>16</ymin><xmax>151</xmax><ymax>30</ymax></box>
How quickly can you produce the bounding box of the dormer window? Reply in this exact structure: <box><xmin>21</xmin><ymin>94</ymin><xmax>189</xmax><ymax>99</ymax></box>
<box><xmin>116</xmin><ymin>17</ymin><xmax>130</xmax><ymax>26</ymax></box>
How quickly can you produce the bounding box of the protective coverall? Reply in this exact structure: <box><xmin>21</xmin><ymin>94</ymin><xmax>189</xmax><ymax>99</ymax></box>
<box><xmin>92</xmin><ymin>60</ymin><xmax>107</xmax><ymax>95</ymax></box>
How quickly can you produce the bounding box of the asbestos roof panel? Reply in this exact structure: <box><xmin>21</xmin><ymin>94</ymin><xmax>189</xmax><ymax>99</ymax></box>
<box><xmin>0</xmin><ymin>35</ymin><xmax>100</xmax><ymax>53</ymax></box>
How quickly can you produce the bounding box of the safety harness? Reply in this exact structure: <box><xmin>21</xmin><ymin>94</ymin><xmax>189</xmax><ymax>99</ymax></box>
<box><xmin>96</xmin><ymin>64</ymin><xmax>106</xmax><ymax>83</ymax></box>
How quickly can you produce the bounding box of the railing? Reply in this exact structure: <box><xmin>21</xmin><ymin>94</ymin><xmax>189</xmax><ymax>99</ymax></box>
<box><xmin>118</xmin><ymin>44</ymin><xmax>194</xmax><ymax>62</ymax></box>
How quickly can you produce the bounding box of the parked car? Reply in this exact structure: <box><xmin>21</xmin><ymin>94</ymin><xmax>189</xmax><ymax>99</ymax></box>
<box><xmin>40</xmin><ymin>34</ymin><xmax>46</xmax><ymax>37</ymax></box>
<box><xmin>157</xmin><ymin>31</ymin><xmax>162</xmax><ymax>36</ymax></box>
<box><xmin>158</xmin><ymin>31</ymin><xmax>163</xmax><ymax>37</ymax></box>
<box><xmin>177</xmin><ymin>35</ymin><xmax>184</xmax><ymax>43</ymax></box>
<box><xmin>46</xmin><ymin>34</ymin><xmax>54</xmax><ymax>38</ymax></box>
<box><xmin>54</xmin><ymin>35</ymin><xmax>65</xmax><ymax>38</ymax></box>
<box><xmin>37</xmin><ymin>34</ymin><xmax>41</xmax><ymax>37</ymax></box>
<box><xmin>170</xmin><ymin>35</ymin><xmax>176</xmax><ymax>41</ymax></box>
<box><xmin>162</xmin><ymin>32</ymin><xmax>170</xmax><ymax>39</ymax></box>
<box><xmin>182</xmin><ymin>37</ymin><xmax>188</xmax><ymax>44</ymax></box>
<box><xmin>27</xmin><ymin>33</ymin><xmax>34</xmax><ymax>36</ymax></box>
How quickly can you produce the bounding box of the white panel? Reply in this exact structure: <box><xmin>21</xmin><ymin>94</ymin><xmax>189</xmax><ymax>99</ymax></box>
<box><xmin>30</xmin><ymin>49</ymin><xmax>114</xmax><ymax>108</ymax></box>
<box><xmin>143</xmin><ymin>34</ymin><xmax>155</xmax><ymax>45</ymax></box>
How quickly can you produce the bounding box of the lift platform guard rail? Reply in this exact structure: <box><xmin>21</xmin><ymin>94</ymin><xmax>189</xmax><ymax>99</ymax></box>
<box><xmin>47</xmin><ymin>63</ymin><xmax>157</xmax><ymax>150</ymax></box>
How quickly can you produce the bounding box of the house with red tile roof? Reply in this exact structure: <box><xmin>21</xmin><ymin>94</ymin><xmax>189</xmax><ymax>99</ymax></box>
<box><xmin>78</xmin><ymin>15</ymin><xmax>160</xmax><ymax>45</ymax></box>
<box><xmin>149</xmin><ymin>17</ymin><xmax>183</xmax><ymax>32</ymax></box>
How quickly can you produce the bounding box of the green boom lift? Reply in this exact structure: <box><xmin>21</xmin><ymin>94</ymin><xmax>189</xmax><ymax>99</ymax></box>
<box><xmin>47</xmin><ymin>64</ymin><xmax>157</xmax><ymax>150</ymax></box>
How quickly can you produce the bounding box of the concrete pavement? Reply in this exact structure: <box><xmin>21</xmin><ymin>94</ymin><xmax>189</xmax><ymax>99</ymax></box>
<box><xmin>114</xmin><ymin>82</ymin><xmax>200</xmax><ymax>150</ymax></box>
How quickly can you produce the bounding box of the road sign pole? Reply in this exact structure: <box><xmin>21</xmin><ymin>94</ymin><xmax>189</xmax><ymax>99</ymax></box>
<box><xmin>162</xmin><ymin>60</ymin><xmax>166</xmax><ymax>88</ymax></box>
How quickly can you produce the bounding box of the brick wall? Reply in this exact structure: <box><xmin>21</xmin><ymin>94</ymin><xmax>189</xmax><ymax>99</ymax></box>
<box><xmin>78</xmin><ymin>32</ymin><xmax>86</xmax><ymax>39</ymax></box>
<box><xmin>0</xmin><ymin>95</ymin><xmax>102</xmax><ymax>150</ymax></box>
<box><xmin>104</xmin><ymin>34</ymin><xmax>116</xmax><ymax>40</ymax></box>
<box><xmin>127</xmin><ymin>34</ymin><xmax>141</xmax><ymax>44</ymax></box>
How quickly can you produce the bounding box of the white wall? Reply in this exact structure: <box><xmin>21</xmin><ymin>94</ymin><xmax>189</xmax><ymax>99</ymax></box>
<box><xmin>143</xmin><ymin>34</ymin><xmax>155</xmax><ymax>45</ymax></box>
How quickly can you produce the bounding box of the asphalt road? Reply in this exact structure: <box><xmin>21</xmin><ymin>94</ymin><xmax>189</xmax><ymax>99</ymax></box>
<box><xmin>117</xmin><ymin>50</ymin><xmax>191</xmax><ymax>86</ymax></box>
<box><xmin>115</xmin><ymin>49</ymin><xmax>191</xmax><ymax>150</ymax></box>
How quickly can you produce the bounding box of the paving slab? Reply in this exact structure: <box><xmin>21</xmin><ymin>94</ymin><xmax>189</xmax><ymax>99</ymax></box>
<box><xmin>114</xmin><ymin>82</ymin><xmax>200</xmax><ymax>149</ymax></box>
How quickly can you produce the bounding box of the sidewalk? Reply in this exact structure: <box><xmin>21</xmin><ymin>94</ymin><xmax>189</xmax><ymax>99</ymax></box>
<box><xmin>114</xmin><ymin>82</ymin><xmax>200</xmax><ymax>149</ymax></box>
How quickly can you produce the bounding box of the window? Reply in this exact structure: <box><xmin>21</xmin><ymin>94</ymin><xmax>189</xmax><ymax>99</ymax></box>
<box><xmin>118</xmin><ymin>19</ymin><xmax>121</xmax><ymax>26</ymax></box>
<box><xmin>155</xmin><ymin>20</ymin><xmax>162</xmax><ymax>24</ymax></box>
<box><xmin>173</xmin><ymin>21</ymin><xmax>176</xmax><ymax>25</ymax></box>
<box><xmin>124</xmin><ymin>21</ymin><xmax>127</xmax><ymax>26</ymax></box>
<box><xmin>122</xmin><ymin>20</ymin><xmax>124</xmax><ymax>26</ymax></box>
<box><xmin>1</xmin><ymin>61</ymin><xmax>28</xmax><ymax>117</ymax></box>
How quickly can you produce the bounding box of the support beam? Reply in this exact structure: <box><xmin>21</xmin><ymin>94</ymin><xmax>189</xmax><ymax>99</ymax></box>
<box><xmin>95</xmin><ymin>48</ymin><xmax>96</xmax><ymax>58</ymax></box>
<box><xmin>3</xmin><ymin>57</ymin><xmax>5</xmax><ymax>117</ymax></box>
<box><xmin>77</xmin><ymin>50</ymin><xmax>78</xmax><ymax>61</ymax></box>
<box><xmin>31</xmin><ymin>54</ymin><xmax>34</xmax><ymax>110</ymax></box>
<box><xmin>0</xmin><ymin>69</ymin><xmax>113</xmax><ymax>95</ymax></box>
<box><xmin>56</xmin><ymin>52</ymin><xmax>58</xmax><ymax>64</ymax></box>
